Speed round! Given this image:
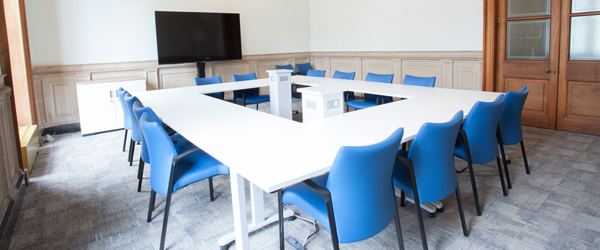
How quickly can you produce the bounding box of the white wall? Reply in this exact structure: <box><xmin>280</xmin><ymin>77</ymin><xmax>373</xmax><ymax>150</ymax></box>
<box><xmin>25</xmin><ymin>0</ymin><xmax>311</xmax><ymax>67</ymax></box>
<box><xmin>25</xmin><ymin>0</ymin><xmax>484</xmax><ymax>67</ymax></box>
<box><xmin>308</xmin><ymin>0</ymin><xmax>483</xmax><ymax>51</ymax></box>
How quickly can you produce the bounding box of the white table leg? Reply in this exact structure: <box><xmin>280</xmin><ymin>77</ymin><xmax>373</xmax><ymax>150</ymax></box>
<box><xmin>395</xmin><ymin>187</ymin><xmax>443</xmax><ymax>215</ymax></box>
<box><xmin>219</xmin><ymin>181</ymin><xmax>295</xmax><ymax>249</ymax></box>
<box><xmin>251</xmin><ymin>184</ymin><xmax>265</xmax><ymax>225</ymax></box>
<box><xmin>228</xmin><ymin>170</ymin><xmax>249</xmax><ymax>250</ymax></box>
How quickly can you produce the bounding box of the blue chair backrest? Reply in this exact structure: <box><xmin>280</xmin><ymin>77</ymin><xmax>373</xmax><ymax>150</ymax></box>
<box><xmin>364</xmin><ymin>73</ymin><xmax>394</xmax><ymax>102</ymax></box>
<box><xmin>232</xmin><ymin>72</ymin><xmax>259</xmax><ymax>97</ymax></box>
<box><xmin>326</xmin><ymin>127</ymin><xmax>404</xmax><ymax>243</ymax></box>
<box><xmin>409</xmin><ymin>111</ymin><xmax>464</xmax><ymax>203</ymax></box>
<box><xmin>132</xmin><ymin>100</ymin><xmax>151</xmax><ymax>163</ymax></box>
<box><xmin>295</xmin><ymin>63</ymin><xmax>312</xmax><ymax>75</ymax></box>
<box><xmin>460</xmin><ymin>94</ymin><xmax>505</xmax><ymax>164</ymax></box>
<box><xmin>275</xmin><ymin>64</ymin><xmax>294</xmax><ymax>75</ymax></box>
<box><xmin>124</xmin><ymin>93</ymin><xmax>142</xmax><ymax>142</ymax></box>
<box><xmin>306</xmin><ymin>69</ymin><xmax>326</xmax><ymax>77</ymax></box>
<box><xmin>499</xmin><ymin>86</ymin><xmax>528</xmax><ymax>145</ymax></box>
<box><xmin>332</xmin><ymin>71</ymin><xmax>355</xmax><ymax>80</ymax></box>
<box><xmin>139</xmin><ymin>112</ymin><xmax>178</xmax><ymax>195</ymax></box>
<box><xmin>195</xmin><ymin>76</ymin><xmax>224</xmax><ymax>100</ymax></box>
<box><xmin>403</xmin><ymin>75</ymin><xmax>436</xmax><ymax>88</ymax></box>
<box><xmin>117</xmin><ymin>88</ymin><xmax>132</xmax><ymax>130</ymax></box>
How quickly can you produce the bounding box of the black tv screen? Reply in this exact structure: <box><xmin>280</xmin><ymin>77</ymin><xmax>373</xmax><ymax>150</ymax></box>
<box><xmin>155</xmin><ymin>11</ymin><xmax>242</xmax><ymax>65</ymax></box>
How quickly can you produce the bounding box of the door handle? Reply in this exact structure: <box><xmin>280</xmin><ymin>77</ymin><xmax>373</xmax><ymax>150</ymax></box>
<box><xmin>545</xmin><ymin>68</ymin><xmax>551</xmax><ymax>73</ymax></box>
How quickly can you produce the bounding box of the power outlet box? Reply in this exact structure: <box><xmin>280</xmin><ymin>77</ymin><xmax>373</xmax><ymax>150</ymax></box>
<box><xmin>306</xmin><ymin>100</ymin><xmax>317</xmax><ymax>109</ymax></box>
<box><xmin>327</xmin><ymin>99</ymin><xmax>339</xmax><ymax>109</ymax></box>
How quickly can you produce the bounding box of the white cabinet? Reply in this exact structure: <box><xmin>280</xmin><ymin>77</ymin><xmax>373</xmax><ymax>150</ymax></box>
<box><xmin>76</xmin><ymin>78</ymin><xmax>146</xmax><ymax>135</ymax></box>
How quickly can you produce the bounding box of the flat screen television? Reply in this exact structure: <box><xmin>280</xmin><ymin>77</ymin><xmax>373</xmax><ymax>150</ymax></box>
<box><xmin>155</xmin><ymin>11</ymin><xmax>242</xmax><ymax>65</ymax></box>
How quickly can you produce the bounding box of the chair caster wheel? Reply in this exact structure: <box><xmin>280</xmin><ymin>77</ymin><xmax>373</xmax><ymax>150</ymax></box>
<box><xmin>437</xmin><ymin>207</ymin><xmax>444</xmax><ymax>213</ymax></box>
<box><xmin>428</xmin><ymin>213</ymin><xmax>436</xmax><ymax>218</ymax></box>
<box><xmin>220</xmin><ymin>245</ymin><xmax>228</xmax><ymax>250</ymax></box>
<box><xmin>288</xmin><ymin>216</ymin><xmax>296</xmax><ymax>221</ymax></box>
<box><xmin>507</xmin><ymin>159</ymin><xmax>512</xmax><ymax>164</ymax></box>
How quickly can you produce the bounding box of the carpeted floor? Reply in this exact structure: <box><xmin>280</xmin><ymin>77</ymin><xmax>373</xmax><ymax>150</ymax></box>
<box><xmin>7</xmin><ymin>100</ymin><xmax>600</xmax><ymax>249</ymax></box>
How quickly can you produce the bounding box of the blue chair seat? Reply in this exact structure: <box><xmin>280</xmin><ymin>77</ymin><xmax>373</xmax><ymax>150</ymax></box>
<box><xmin>281</xmin><ymin>174</ymin><xmax>330</xmax><ymax>231</ymax></box>
<box><xmin>391</xmin><ymin>150</ymin><xmax>412</xmax><ymax>196</ymax></box>
<box><xmin>347</xmin><ymin>73</ymin><xmax>394</xmax><ymax>111</ymax></box>
<box><xmin>347</xmin><ymin>99</ymin><xmax>378</xmax><ymax>110</ymax></box>
<box><xmin>171</xmin><ymin>148</ymin><xmax>230</xmax><ymax>193</ymax></box>
<box><xmin>235</xmin><ymin>95</ymin><xmax>270</xmax><ymax>104</ymax></box>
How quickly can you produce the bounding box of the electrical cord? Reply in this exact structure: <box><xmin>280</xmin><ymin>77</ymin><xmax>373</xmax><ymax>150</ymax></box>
<box><xmin>284</xmin><ymin>204</ymin><xmax>319</xmax><ymax>246</ymax></box>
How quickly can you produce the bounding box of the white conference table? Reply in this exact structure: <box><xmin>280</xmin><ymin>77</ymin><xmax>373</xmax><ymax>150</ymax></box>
<box><xmin>135</xmin><ymin>76</ymin><xmax>501</xmax><ymax>249</ymax></box>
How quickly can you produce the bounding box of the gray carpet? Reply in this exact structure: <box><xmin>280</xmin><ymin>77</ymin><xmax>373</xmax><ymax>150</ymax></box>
<box><xmin>8</xmin><ymin>100</ymin><xmax>600</xmax><ymax>249</ymax></box>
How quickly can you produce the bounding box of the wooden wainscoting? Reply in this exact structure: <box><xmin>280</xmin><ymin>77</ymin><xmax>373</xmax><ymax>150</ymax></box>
<box><xmin>32</xmin><ymin>51</ymin><xmax>482</xmax><ymax>128</ymax></box>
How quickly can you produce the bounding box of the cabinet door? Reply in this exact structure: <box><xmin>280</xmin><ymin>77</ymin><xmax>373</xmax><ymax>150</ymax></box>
<box><xmin>77</xmin><ymin>83</ymin><xmax>119</xmax><ymax>135</ymax></box>
<box><xmin>113</xmin><ymin>79</ymin><xmax>147</xmax><ymax>128</ymax></box>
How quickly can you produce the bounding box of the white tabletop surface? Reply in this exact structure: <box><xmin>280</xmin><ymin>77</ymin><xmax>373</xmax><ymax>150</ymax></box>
<box><xmin>135</xmin><ymin>76</ymin><xmax>501</xmax><ymax>193</ymax></box>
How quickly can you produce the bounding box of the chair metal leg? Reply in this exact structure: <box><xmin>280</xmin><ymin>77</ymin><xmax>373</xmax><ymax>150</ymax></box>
<box><xmin>400</xmin><ymin>191</ymin><xmax>406</xmax><ymax>207</ymax></box>
<box><xmin>407</xmin><ymin>166</ymin><xmax>428</xmax><ymax>250</ymax></box>
<box><xmin>521</xmin><ymin>141</ymin><xmax>530</xmax><ymax>174</ymax></box>
<box><xmin>325</xmin><ymin>198</ymin><xmax>340</xmax><ymax>250</ymax></box>
<box><xmin>128</xmin><ymin>139</ymin><xmax>135</xmax><ymax>166</ymax></box>
<box><xmin>122</xmin><ymin>130</ymin><xmax>128</xmax><ymax>152</ymax></box>
<box><xmin>278</xmin><ymin>190</ymin><xmax>285</xmax><ymax>250</ymax></box>
<box><xmin>459</xmin><ymin>130</ymin><xmax>482</xmax><ymax>216</ymax></box>
<box><xmin>497</xmin><ymin>125</ymin><xmax>512</xmax><ymax>189</ymax></box>
<box><xmin>137</xmin><ymin>159</ymin><xmax>145</xmax><ymax>192</ymax></box>
<box><xmin>209</xmin><ymin>177</ymin><xmax>215</xmax><ymax>201</ymax></box>
<box><xmin>455</xmin><ymin>183</ymin><xmax>469</xmax><ymax>237</ymax></box>
<box><xmin>159</xmin><ymin>191</ymin><xmax>173</xmax><ymax>250</ymax></box>
<box><xmin>496</xmin><ymin>156</ymin><xmax>508</xmax><ymax>196</ymax></box>
<box><xmin>147</xmin><ymin>190</ymin><xmax>156</xmax><ymax>222</ymax></box>
<box><xmin>256</xmin><ymin>104</ymin><xmax>259</xmax><ymax>110</ymax></box>
<box><xmin>392</xmin><ymin>185</ymin><xmax>405</xmax><ymax>250</ymax></box>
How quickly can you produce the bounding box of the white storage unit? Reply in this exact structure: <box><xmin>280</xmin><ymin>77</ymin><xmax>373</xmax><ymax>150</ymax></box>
<box><xmin>76</xmin><ymin>78</ymin><xmax>146</xmax><ymax>135</ymax></box>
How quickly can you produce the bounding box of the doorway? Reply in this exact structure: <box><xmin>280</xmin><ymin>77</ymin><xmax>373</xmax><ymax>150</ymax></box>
<box><xmin>484</xmin><ymin>0</ymin><xmax>600</xmax><ymax>136</ymax></box>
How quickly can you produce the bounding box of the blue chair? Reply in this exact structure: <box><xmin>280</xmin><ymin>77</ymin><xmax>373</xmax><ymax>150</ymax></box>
<box><xmin>194</xmin><ymin>75</ymin><xmax>230</xmax><ymax>101</ymax></box>
<box><xmin>295</xmin><ymin>62</ymin><xmax>312</xmax><ymax>76</ymax></box>
<box><xmin>124</xmin><ymin>92</ymin><xmax>142</xmax><ymax>166</ymax></box>
<box><xmin>140</xmin><ymin>112</ymin><xmax>229</xmax><ymax>250</ymax></box>
<box><xmin>117</xmin><ymin>88</ymin><xmax>131</xmax><ymax>153</ymax></box>
<box><xmin>306</xmin><ymin>69</ymin><xmax>326</xmax><ymax>78</ymax></box>
<box><xmin>347</xmin><ymin>73</ymin><xmax>394</xmax><ymax>111</ymax></box>
<box><xmin>231</xmin><ymin>72</ymin><xmax>270</xmax><ymax>110</ymax></box>
<box><xmin>279</xmin><ymin>128</ymin><xmax>405</xmax><ymax>250</ymax></box>
<box><xmin>275</xmin><ymin>64</ymin><xmax>294</xmax><ymax>75</ymax></box>
<box><xmin>454</xmin><ymin>94</ymin><xmax>507</xmax><ymax>217</ymax></box>
<box><xmin>132</xmin><ymin>100</ymin><xmax>198</xmax><ymax>193</ymax></box>
<box><xmin>332</xmin><ymin>71</ymin><xmax>357</xmax><ymax>106</ymax></box>
<box><xmin>498</xmin><ymin>86</ymin><xmax>530</xmax><ymax>189</ymax></box>
<box><xmin>393</xmin><ymin>111</ymin><xmax>468</xmax><ymax>250</ymax></box>
<box><xmin>403</xmin><ymin>75</ymin><xmax>436</xmax><ymax>87</ymax></box>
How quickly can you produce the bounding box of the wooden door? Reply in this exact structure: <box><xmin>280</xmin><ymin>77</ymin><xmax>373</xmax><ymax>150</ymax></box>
<box><xmin>496</xmin><ymin>0</ymin><xmax>561</xmax><ymax>129</ymax></box>
<box><xmin>557</xmin><ymin>1</ymin><xmax>600</xmax><ymax>135</ymax></box>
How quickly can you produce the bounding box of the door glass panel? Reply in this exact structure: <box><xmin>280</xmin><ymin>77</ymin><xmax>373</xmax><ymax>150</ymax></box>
<box><xmin>570</xmin><ymin>15</ymin><xmax>600</xmax><ymax>60</ymax></box>
<box><xmin>507</xmin><ymin>0</ymin><xmax>550</xmax><ymax>18</ymax></box>
<box><xmin>572</xmin><ymin>0</ymin><xmax>600</xmax><ymax>13</ymax></box>
<box><xmin>506</xmin><ymin>19</ymin><xmax>550</xmax><ymax>60</ymax></box>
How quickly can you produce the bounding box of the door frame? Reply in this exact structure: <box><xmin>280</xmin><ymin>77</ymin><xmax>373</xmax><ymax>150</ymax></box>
<box><xmin>483</xmin><ymin>0</ymin><xmax>562</xmax><ymax>130</ymax></box>
<box><xmin>482</xmin><ymin>0</ymin><xmax>498</xmax><ymax>92</ymax></box>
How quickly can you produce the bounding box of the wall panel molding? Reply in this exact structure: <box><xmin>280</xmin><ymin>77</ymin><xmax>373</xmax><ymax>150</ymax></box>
<box><xmin>32</xmin><ymin>51</ymin><xmax>482</xmax><ymax>128</ymax></box>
